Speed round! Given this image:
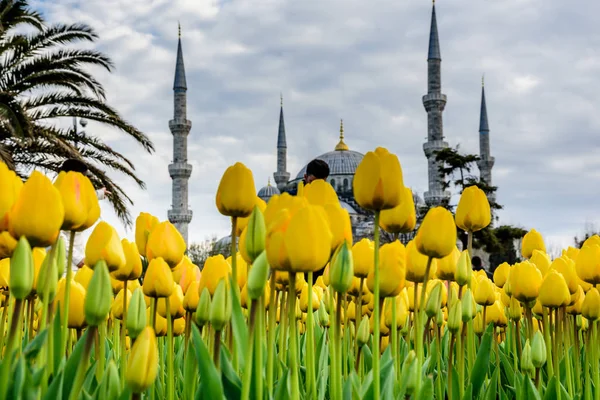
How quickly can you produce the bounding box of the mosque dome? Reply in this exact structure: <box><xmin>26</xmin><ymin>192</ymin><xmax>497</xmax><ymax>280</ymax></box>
<box><xmin>257</xmin><ymin>178</ymin><xmax>280</xmax><ymax>202</ymax></box>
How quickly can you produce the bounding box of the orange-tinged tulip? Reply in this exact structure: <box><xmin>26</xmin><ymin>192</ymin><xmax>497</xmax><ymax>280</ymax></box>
<box><xmin>284</xmin><ymin>205</ymin><xmax>333</xmax><ymax>273</ymax></box>
<box><xmin>415</xmin><ymin>207</ymin><xmax>456</xmax><ymax>259</ymax></box>
<box><xmin>303</xmin><ymin>179</ymin><xmax>339</xmax><ymax>207</ymax></box>
<box><xmin>9</xmin><ymin>171</ymin><xmax>64</xmax><ymax>247</ymax></box>
<box><xmin>236</xmin><ymin>197</ymin><xmax>267</xmax><ymax>236</ymax></box>
<box><xmin>53</xmin><ymin>171</ymin><xmax>100</xmax><ymax>231</ymax></box>
<box><xmin>367</xmin><ymin>241</ymin><xmax>406</xmax><ymax>297</ymax></box>
<box><xmin>455</xmin><ymin>185</ymin><xmax>491</xmax><ymax>232</ymax></box>
<box><xmin>157</xmin><ymin>283</ymin><xmax>185</xmax><ymax>319</ymax></box>
<box><xmin>143</xmin><ymin>257</ymin><xmax>174</xmax><ymax>298</ymax></box>
<box><xmin>198</xmin><ymin>254</ymin><xmax>231</xmax><ymax>296</ymax></box>
<box><xmin>529</xmin><ymin>250</ymin><xmax>551</xmax><ymax>276</ymax></box>
<box><xmin>509</xmin><ymin>261</ymin><xmax>543</xmax><ymax>303</ymax></box>
<box><xmin>55</xmin><ymin>278</ymin><xmax>87</xmax><ymax>329</ymax></box>
<box><xmin>538</xmin><ymin>269</ymin><xmax>570</xmax><ymax>308</ymax></box>
<box><xmin>146</xmin><ymin>221</ymin><xmax>186</xmax><ymax>268</ymax></box>
<box><xmin>353</xmin><ymin>147</ymin><xmax>404</xmax><ymax>211</ymax></box>
<box><xmin>406</xmin><ymin>240</ymin><xmax>438</xmax><ymax>283</ymax></box>
<box><xmin>113</xmin><ymin>239</ymin><xmax>143</xmax><ymax>281</ymax></box>
<box><xmin>0</xmin><ymin>232</ymin><xmax>17</xmax><ymax>259</ymax></box>
<box><xmin>493</xmin><ymin>262</ymin><xmax>510</xmax><ymax>288</ymax></box>
<box><xmin>0</xmin><ymin>162</ymin><xmax>22</xmax><ymax>231</ymax></box>
<box><xmin>576</xmin><ymin>244</ymin><xmax>600</xmax><ymax>285</ymax></box>
<box><xmin>125</xmin><ymin>326</ymin><xmax>159</xmax><ymax>393</ymax></box>
<box><xmin>324</xmin><ymin>203</ymin><xmax>353</xmax><ymax>251</ymax></box>
<box><xmin>85</xmin><ymin>222</ymin><xmax>125</xmax><ymax>272</ymax></box>
<box><xmin>380</xmin><ymin>187</ymin><xmax>416</xmax><ymax>234</ymax></box>
<box><xmin>521</xmin><ymin>229</ymin><xmax>546</xmax><ymax>259</ymax></box>
<box><xmin>135</xmin><ymin>212</ymin><xmax>159</xmax><ymax>256</ymax></box>
<box><xmin>215</xmin><ymin>162</ymin><xmax>256</xmax><ymax>218</ymax></box>
<box><xmin>352</xmin><ymin>238</ymin><xmax>374</xmax><ymax>278</ymax></box>
<box><xmin>437</xmin><ymin>246</ymin><xmax>460</xmax><ymax>281</ymax></box>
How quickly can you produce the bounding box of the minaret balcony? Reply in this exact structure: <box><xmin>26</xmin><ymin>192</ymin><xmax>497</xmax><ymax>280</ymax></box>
<box><xmin>169</xmin><ymin>163</ymin><xmax>193</xmax><ymax>178</ymax></box>
<box><xmin>169</xmin><ymin>119</ymin><xmax>192</xmax><ymax>134</ymax></box>
<box><xmin>273</xmin><ymin>171</ymin><xmax>290</xmax><ymax>183</ymax></box>
<box><xmin>422</xmin><ymin>93</ymin><xmax>447</xmax><ymax>110</ymax></box>
<box><xmin>168</xmin><ymin>209</ymin><xmax>193</xmax><ymax>224</ymax></box>
<box><xmin>423</xmin><ymin>140</ymin><xmax>449</xmax><ymax>158</ymax></box>
<box><xmin>424</xmin><ymin>190</ymin><xmax>451</xmax><ymax>207</ymax></box>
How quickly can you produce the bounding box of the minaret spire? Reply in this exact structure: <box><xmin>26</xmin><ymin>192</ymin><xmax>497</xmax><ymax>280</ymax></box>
<box><xmin>273</xmin><ymin>95</ymin><xmax>290</xmax><ymax>191</ymax></box>
<box><xmin>335</xmin><ymin>119</ymin><xmax>349</xmax><ymax>151</ymax></box>
<box><xmin>477</xmin><ymin>76</ymin><xmax>495</xmax><ymax>202</ymax></box>
<box><xmin>168</xmin><ymin>25</ymin><xmax>193</xmax><ymax>246</ymax></box>
<box><xmin>422</xmin><ymin>1</ymin><xmax>450</xmax><ymax>206</ymax></box>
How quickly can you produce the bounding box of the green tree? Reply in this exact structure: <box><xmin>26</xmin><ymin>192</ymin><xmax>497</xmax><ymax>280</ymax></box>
<box><xmin>187</xmin><ymin>235</ymin><xmax>219</xmax><ymax>269</ymax></box>
<box><xmin>573</xmin><ymin>222</ymin><xmax>599</xmax><ymax>248</ymax></box>
<box><xmin>0</xmin><ymin>0</ymin><xmax>154</xmax><ymax>226</ymax></box>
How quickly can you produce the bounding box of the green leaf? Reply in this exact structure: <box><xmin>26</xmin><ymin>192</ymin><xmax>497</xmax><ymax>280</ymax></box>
<box><xmin>469</xmin><ymin>323</ymin><xmax>494</xmax><ymax>397</ymax></box>
<box><xmin>419</xmin><ymin>376</ymin><xmax>434</xmax><ymax>399</ymax></box>
<box><xmin>44</xmin><ymin>371</ymin><xmax>64</xmax><ymax>400</ymax></box>
<box><xmin>220</xmin><ymin>346</ymin><xmax>241</xmax><ymax>400</ymax></box>
<box><xmin>274</xmin><ymin>369</ymin><xmax>289</xmax><ymax>400</ymax></box>
<box><xmin>61</xmin><ymin>327</ymin><xmax>90</xmax><ymax>400</ymax></box>
<box><xmin>11</xmin><ymin>357</ymin><xmax>25</xmax><ymax>398</ymax></box>
<box><xmin>543</xmin><ymin>376</ymin><xmax>557</xmax><ymax>400</ymax></box>
<box><xmin>523</xmin><ymin>375</ymin><xmax>541</xmax><ymax>400</ymax></box>
<box><xmin>53</xmin><ymin>308</ymin><xmax>63</xmax><ymax>375</ymax></box>
<box><xmin>184</xmin><ymin>346</ymin><xmax>198</xmax><ymax>399</ymax></box>
<box><xmin>484</xmin><ymin>367</ymin><xmax>499</xmax><ymax>400</ymax></box>
<box><xmin>23</xmin><ymin>328</ymin><xmax>48</xmax><ymax>361</ymax></box>
<box><xmin>229</xmin><ymin>284</ymin><xmax>249</xmax><ymax>373</ymax></box>
<box><xmin>498</xmin><ymin>346</ymin><xmax>515</xmax><ymax>387</ymax></box>
<box><xmin>191</xmin><ymin>324</ymin><xmax>224</xmax><ymax>399</ymax></box>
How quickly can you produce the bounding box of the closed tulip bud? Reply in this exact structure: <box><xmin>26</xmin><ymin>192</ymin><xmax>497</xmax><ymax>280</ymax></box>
<box><xmin>143</xmin><ymin>257</ymin><xmax>175</xmax><ymax>298</ymax></box>
<box><xmin>157</xmin><ymin>283</ymin><xmax>185</xmax><ymax>319</ymax></box>
<box><xmin>509</xmin><ymin>261</ymin><xmax>543</xmax><ymax>303</ymax></box>
<box><xmin>461</xmin><ymin>289</ymin><xmax>476</xmax><ymax>322</ymax></box>
<box><xmin>406</xmin><ymin>240</ymin><xmax>437</xmax><ymax>283</ymax></box>
<box><xmin>10</xmin><ymin>236</ymin><xmax>34</xmax><ymax>299</ymax></box>
<box><xmin>353</xmin><ymin>147</ymin><xmax>404</xmax><ymax>211</ymax></box>
<box><xmin>183</xmin><ymin>280</ymin><xmax>200</xmax><ymax>312</ymax></box>
<box><xmin>357</xmin><ymin>315</ymin><xmax>370</xmax><ymax>346</ymax></box>
<box><xmin>352</xmin><ymin>238</ymin><xmax>374</xmax><ymax>278</ymax></box>
<box><xmin>210</xmin><ymin>279</ymin><xmax>231</xmax><ymax>331</ymax></box>
<box><xmin>37</xmin><ymin>252</ymin><xmax>58</xmax><ymax>302</ymax></box>
<box><xmin>146</xmin><ymin>221</ymin><xmax>186</xmax><ymax>268</ymax></box>
<box><xmin>244</xmin><ymin>205</ymin><xmax>266</xmax><ymax>262</ymax></box>
<box><xmin>379</xmin><ymin>187</ymin><xmax>417</xmax><ymax>234</ymax></box>
<box><xmin>195</xmin><ymin>287</ymin><xmax>211</xmax><ymax>326</ymax></box>
<box><xmin>415</xmin><ymin>207</ymin><xmax>456</xmax><ymax>259</ymax></box>
<box><xmin>551</xmin><ymin>256</ymin><xmax>578</xmax><ymax>294</ymax></box>
<box><xmin>199</xmin><ymin>255</ymin><xmax>231</xmax><ymax>296</ymax></box>
<box><xmin>538</xmin><ymin>269</ymin><xmax>570</xmax><ymax>308</ymax></box>
<box><xmin>55</xmin><ymin>278</ymin><xmax>87</xmax><ymax>329</ymax></box>
<box><xmin>318</xmin><ymin>303</ymin><xmax>330</xmax><ymax>327</ymax></box>
<box><xmin>521</xmin><ymin>341</ymin><xmax>534</xmax><ymax>373</ymax></box>
<box><xmin>98</xmin><ymin>360</ymin><xmax>120</xmax><ymax>400</ymax></box>
<box><xmin>402</xmin><ymin>351</ymin><xmax>418</xmax><ymax>395</ymax></box>
<box><xmin>531</xmin><ymin>330</ymin><xmax>546</xmax><ymax>368</ymax></box>
<box><xmin>521</xmin><ymin>229</ymin><xmax>546</xmax><ymax>259</ymax></box>
<box><xmin>56</xmin><ymin>235</ymin><xmax>66</xmax><ymax>276</ymax></box>
<box><xmin>455</xmin><ymin>185</ymin><xmax>491</xmax><ymax>232</ymax></box>
<box><xmin>368</xmin><ymin>240</ymin><xmax>406</xmax><ymax>297</ymax></box>
<box><xmin>474</xmin><ymin>278</ymin><xmax>496</xmax><ymax>307</ymax></box>
<box><xmin>508</xmin><ymin>296</ymin><xmax>522</xmax><ymax>321</ymax></box>
<box><xmin>576</xmin><ymin>244</ymin><xmax>600</xmax><ymax>285</ymax></box>
<box><xmin>0</xmin><ymin>232</ymin><xmax>17</xmax><ymax>259</ymax></box>
<box><xmin>113</xmin><ymin>239</ymin><xmax>143</xmax><ymax>281</ymax></box>
<box><xmin>127</xmin><ymin>288</ymin><xmax>147</xmax><ymax>339</ymax></box>
<box><xmin>247</xmin><ymin>250</ymin><xmax>270</xmax><ymax>300</ymax></box>
<box><xmin>53</xmin><ymin>171</ymin><xmax>100</xmax><ymax>231</ymax></box>
<box><xmin>134</xmin><ymin>212</ymin><xmax>159</xmax><ymax>256</ymax></box>
<box><xmin>425</xmin><ymin>281</ymin><xmax>442</xmax><ymax>318</ymax></box>
<box><xmin>493</xmin><ymin>262</ymin><xmax>510</xmax><ymax>288</ymax></box>
<box><xmin>125</xmin><ymin>326</ymin><xmax>158</xmax><ymax>393</ymax></box>
<box><xmin>9</xmin><ymin>171</ymin><xmax>64</xmax><ymax>248</ymax></box>
<box><xmin>84</xmin><ymin>260</ymin><xmax>113</xmax><ymax>326</ymax></box>
<box><xmin>448</xmin><ymin>300</ymin><xmax>462</xmax><ymax>333</ymax></box>
<box><xmin>530</xmin><ymin>250</ymin><xmax>551</xmax><ymax>276</ymax></box>
<box><xmin>329</xmin><ymin>241</ymin><xmax>354</xmax><ymax>294</ymax></box>
<box><xmin>285</xmin><ymin>205</ymin><xmax>332</xmax><ymax>273</ymax></box>
<box><xmin>85</xmin><ymin>222</ymin><xmax>125</xmax><ymax>272</ymax></box>
<box><xmin>582</xmin><ymin>288</ymin><xmax>600</xmax><ymax>321</ymax></box>
<box><xmin>455</xmin><ymin>250</ymin><xmax>472</xmax><ymax>287</ymax></box>
<box><xmin>437</xmin><ymin>246</ymin><xmax>460</xmax><ymax>281</ymax></box>
<box><xmin>485</xmin><ymin>300</ymin><xmax>507</xmax><ymax>327</ymax></box>
<box><xmin>0</xmin><ymin>161</ymin><xmax>23</xmax><ymax>231</ymax></box>
<box><xmin>216</xmin><ymin>162</ymin><xmax>257</xmax><ymax>218</ymax></box>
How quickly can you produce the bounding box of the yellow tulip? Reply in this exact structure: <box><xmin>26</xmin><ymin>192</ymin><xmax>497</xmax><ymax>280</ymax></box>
<box><xmin>0</xmin><ymin>162</ymin><xmax>22</xmax><ymax>231</ymax></box>
<box><xmin>303</xmin><ymin>179</ymin><xmax>339</xmax><ymax>206</ymax></box>
<box><xmin>157</xmin><ymin>283</ymin><xmax>185</xmax><ymax>319</ymax></box>
<box><xmin>32</xmin><ymin>247</ymin><xmax>46</xmax><ymax>291</ymax></box>
<box><xmin>111</xmin><ymin>288</ymin><xmax>132</xmax><ymax>320</ymax></box>
<box><xmin>112</xmin><ymin>239</ymin><xmax>143</xmax><ymax>281</ymax></box>
<box><xmin>0</xmin><ymin>258</ymin><xmax>9</xmax><ymax>288</ymax></box>
<box><xmin>0</xmin><ymin>231</ymin><xmax>17</xmax><ymax>259</ymax></box>
<box><xmin>567</xmin><ymin>286</ymin><xmax>584</xmax><ymax>315</ymax></box>
<box><xmin>562</xmin><ymin>246</ymin><xmax>579</xmax><ymax>261</ymax></box>
<box><xmin>55</xmin><ymin>278</ymin><xmax>87</xmax><ymax>329</ymax></box>
<box><xmin>379</xmin><ymin>187</ymin><xmax>416</xmax><ymax>234</ymax></box>
<box><xmin>183</xmin><ymin>280</ymin><xmax>200</xmax><ymax>312</ymax></box>
<box><xmin>454</xmin><ymin>185</ymin><xmax>491</xmax><ymax>232</ymax></box>
<box><xmin>493</xmin><ymin>262</ymin><xmax>510</xmax><ymax>288</ymax></box>
<box><xmin>215</xmin><ymin>162</ymin><xmax>256</xmax><ymax>218</ymax></box>
<box><xmin>85</xmin><ymin>221</ymin><xmax>125</xmax><ymax>272</ymax></box>
<box><xmin>406</xmin><ymin>240</ymin><xmax>438</xmax><ymax>283</ymax></box>
<box><xmin>352</xmin><ymin>238</ymin><xmax>374</xmax><ymax>278</ymax></box>
<box><xmin>53</xmin><ymin>171</ymin><xmax>100</xmax><ymax>231</ymax></box>
<box><xmin>366</xmin><ymin>240</ymin><xmax>406</xmax><ymax>297</ymax></box>
<box><xmin>146</xmin><ymin>221</ymin><xmax>186</xmax><ymax>268</ymax></box>
<box><xmin>576</xmin><ymin>244</ymin><xmax>600</xmax><ymax>285</ymax></box>
<box><xmin>485</xmin><ymin>300</ymin><xmax>507</xmax><ymax>327</ymax></box>
<box><xmin>509</xmin><ymin>261</ymin><xmax>543</xmax><ymax>303</ymax></box>
<box><xmin>198</xmin><ymin>254</ymin><xmax>231</xmax><ymax>296</ymax></box>
<box><xmin>415</xmin><ymin>207</ymin><xmax>456</xmax><ymax>259</ymax></box>
<box><xmin>436</xmin><ymin>246</ymin><xmax>460</xmax><ymax>281</ymax></box>
<box><xmin>74</xmin><ymin>264</ymin><xmax>94</xmax><ymax>290</ymax></box>
<box><xmin>125</xmin><ymin>326</ymin><xmax>159</xmax><ymax>393</ymax></box>
<box><xmin>324</xmin><ymin>203</ymin><xmax>353</xmax><ymax>251</ymax></box>
<box><xmin>299</xmin><ymin>284</ymin><xmax>321</xmax><ymax>312</ymax></box>
<box><xmin>172</xmin><ymin>256</ymin><xmax>200</xmax><ymax>293</ymax></box>
<box><xmin>263</xmin><ymin>192</ymin><xmax>307</xmax><ymax>229</ymax></box>
<box><xmin>226</xmin><ymin>252</ymin><xmax>248</xmax><ymax>289</ymax></box>
<box><xmin>236</xmin><ymin>197</ymin><xmax>267</xmax><ymax>236</ymax></box>
<box><xmin>550</xmin><ymin>256</ymin><xmax>578</xmax><ymax>294</ymax></box>
<box><xmin>284</xmin><ymin>205</ymin><xmax>332</xmax><ymax>273</ymax></box>
<box><xmin>474</xmin><ymin>277</ymin><xmax>496</xmax><ymax>306</ymax></box>
<box><xmin>529</xmin><ymin>250</ymin><xmax>551</xmax><ymax>276</ymax></box>
<box><xmin>583</xmin><ymin>235</ymin><xmax>600</xmax><ymax>248</ymax></box>
<box><xmin>143</xmin><ymin>257</ymin><xmax>174</xmax><ymax>298</ymax></box>
<box><xmin>521</xmin><ymin>229</ymin><xmax>546</xmax><ymax>259</ymax></box>
<box><xmin>135</xmin><ymin>212</ymin><xmax>159</xmax><ymax>256</ymax></box>
<box><xmin>582</xmin><ymin>288</ymin><xmax>600</xmax><ymax>321</ymax></box>
<box><xmin>353</xmin><ymin>147</ymin><xmax>404</xmax><ymax>211</ymax></box>
<box><xmin>538</xmin><ymin>269</ymin><xmax>570</xmax><ymax>308</ymax></box>
<box><xmin>9</xmin><ymin>171</ymin><xmax>64</xmax><ymax>247</ymax></box>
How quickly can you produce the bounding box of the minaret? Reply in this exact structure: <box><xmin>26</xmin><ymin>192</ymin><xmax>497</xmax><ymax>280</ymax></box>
<box><xmin>477</xmin><ymin>76</ymin><xmax>495</xmax><ymax>202</ymax></box>
<box><xmin>273</xmin><ymin>94</ymin><xmax>290</xmax><ymax>191</ymax></box>
<box><xmin>167</xmin><ymin>24</ymin><xmax>193</xmax><ymax>245</ymax></box>
<box><xmin>422</xmin><ymin>1</ymin><xmax>450</xmax><ymax>206</ymax></box>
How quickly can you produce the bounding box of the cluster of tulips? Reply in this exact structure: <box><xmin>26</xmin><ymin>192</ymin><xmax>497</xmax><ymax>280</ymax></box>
<box><xmin>1</xmin><ymin>147</ymin><xmax>600</xmax><ymax>400</ymax></box>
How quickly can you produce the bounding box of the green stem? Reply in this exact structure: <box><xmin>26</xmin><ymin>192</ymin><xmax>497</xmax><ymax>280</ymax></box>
<box><xmin>542</xmin><ymin>307</ymin><xmax>554</xmax><ymax>378</ymax></box>
<box><xmin>585</xmin><ymin>327</ymin><xmax>592</xmax><ymax>400</ymax></box>
<box><xmin>372</xmin><ymin>210</ymin><xmax>381</xmax><ymax>400</ymax></box>
<box><xmin>241</xmin><ymin>300</ymin><xmax>257</xmax><ymax>400</ymax></box>
<box><xmin>306</xmin><ymin>272</ymin><xmax>316</xmax><ymax>400</ymax></box>
<box><xmin>68</xmin><ymin>327</ymin><xmax>97</xmax><ymax>400</ymax></box>
<box><xmin>335</xmin><ymin>292</ymin><xmax>343</xmax><ymax>399</ymax></box>
<box><xmin>415</xmin><ymin>256</ymin><xmax>434</xmax><ymax>394</ymax></box>
<box><xmin>96</xmin><ymin>321</ymin><xmax>106</xmax><ymax>382</ymax></box>
<box><xmin>355</xmin><ymin>277</ymin><xmax>364</xmax><ymax>363</ymax></box>
<box><xmin>448</xmin><ymin>334</ymin><xmax>456</xmax><ymax>400</ymax></box>
<box><xmin>574</xmin><ymin>317</ymin><xmax>581</xmax><ymax>395</ymax></box>
<box><xmin>0</xmin><ymin>296</ymin><xmax>8</xmax><ymax>356</ymax></box>
<box><xmin>0</xmin><ymin>298</ymin><xmax>24</xmax><ymax>400</ymax></box>
<box><xmin>593</xmin><ymin>320</ymin><xmax>599</xmax><ymax>400</ymax></box>
<box><xmin>266</xmin><ymin>275</ymin><xmax>277</xmax><ymax>395</ymax></box>
<box><xmin>151</xmin><ymin>298</ymin><xmax>157</xmax><ymax>331</ymax></box>
<box><xmin>120</xmin><ymin>280</ymin><xmax>128</xmax><ymax>387</ymax></box>
<box><xmin>214</xmin><ymin>329</ymin><xmax>222</xmax><ymax>370</ymax></box>
<box><xmin>287</xmin><ymin>273</ymin><xmax>300</xmax><ymax>400</ymax></box>
<box><xmin>166</xmin><ymin>297</ymin><xmax>174</xmax><ymax>400</ymax></box>
<box><xmin>458</xmin><ymin>323</ymin><xmax>466</xmax><ymax>398</ymax></box>
<box><xmin>562</xmin><ymin>308</ymin><xmax>573</xmax><ymax>397</ymax></box>
<box><xmin>435</xmin><ymin>318</ymin><xmax>443</xmax><ymax>400</ymax></box>
<box><xmin>254</xmin><ymin>296</ymin><xmax>264</xmax><ymax>400</ymax></box>
<box><xmin>391</xmin><ymin>297</ymin><xmax>398</xmax><ymax>381</ymax></box>
<box><xmin>230</xmin><ymin>216</ymin><xmax>239</xmax><ymax>371</ymax></box>
<box><xmin>61</xmin><ymin>231</ymin><xmax>76</xmax><ymax>357</ymax></box>
<box><xmin>467</xmin><ymin>231</ymin><xmax>473</xmax><ymax>258</ymax></box>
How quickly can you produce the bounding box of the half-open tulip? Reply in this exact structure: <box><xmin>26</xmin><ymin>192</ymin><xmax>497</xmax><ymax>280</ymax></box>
<box><xmin>215</xmin><ymin>162</ymin><xmax>256</xmax><ymax>218</ymax></box>
<box><xmin>415</xmin><ymin>207</ymin><xmax>456</xmax><ymax>259</ymax></box>
<box><xmin>538</xmin><ymin>269</ymin><xmax>570</xmax><ymax>308</ymax></box>
<box><xmin>324</xmin><ymin>203</ymin><xmax>353</xmax><ymax>251</ymax></box>
<box><xmin>55</xmin><ymin>278</ymin><xmax>87</xmax><ymax>329</ymax></box>
<box><xmin>353</xmin><ymin>147</ymin><xmax>404</xmax><ymax>211</ymax></box>
<box><xmin>437</xmin><ymin>246</ymin><xmax>460</xmax><ymax>281</ymax></box>
<box><xmin>455</xmin><ymin>185</ymin><xmax>491</xmax><ymax>232</ymax></box>
<box><xmin>303</xmin><ymin>179</ymin><xmax>339</xmax><ymax>207</ymax></box>
<box><xmin>198</xmin><ymin>254</ymin><xmax>231</xmax><ymax>296</ymax></box>
<box><xmin>113</xmin><ymin>239</ymin><xmax>143</xmax><ymax>281</ymax></box>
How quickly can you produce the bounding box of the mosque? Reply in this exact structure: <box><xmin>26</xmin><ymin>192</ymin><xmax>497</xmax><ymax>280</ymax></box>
<box><xmin>166</xmin><ymin>3</ymin><xmax>495</xmax><ymax>253</ymax></box>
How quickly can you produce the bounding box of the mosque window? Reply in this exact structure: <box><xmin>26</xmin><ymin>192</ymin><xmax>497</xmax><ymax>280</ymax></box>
<box><xmin>343</xmin><ymin>179</ymin><xmax>348</xmax><ymax>191</ymax></box>
<box><xmin>331</xmin><ymin>179</ymin><xmax>336</xmax><ymax>189</ymax></box>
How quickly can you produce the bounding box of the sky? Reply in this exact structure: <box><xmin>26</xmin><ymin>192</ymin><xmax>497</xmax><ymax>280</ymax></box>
<box><xmin>32</xmin><ymin>0</ymin><xmax>600</xmax><ymax>255</ymax></box>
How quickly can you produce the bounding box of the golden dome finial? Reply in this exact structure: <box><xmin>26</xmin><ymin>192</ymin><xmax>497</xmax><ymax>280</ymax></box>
<box><xmin>335</xmin><ymin>118</ymin><xmax>349</xmax><ymax>151</ymax></box>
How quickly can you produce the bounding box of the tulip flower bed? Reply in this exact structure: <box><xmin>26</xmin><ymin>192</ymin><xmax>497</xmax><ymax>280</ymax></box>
<box><xmin>1</xmin><ymin>148</ymin><xmax>600</xmax><ymax>400</ymax></box>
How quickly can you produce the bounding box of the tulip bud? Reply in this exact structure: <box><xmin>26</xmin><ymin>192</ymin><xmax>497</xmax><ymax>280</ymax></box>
<box><xmin>356</xmin><ymin>315</ymin><xmax>370</xmax><ymax>346</ymax></box>
<box><xmin>318</xmin><ymin>302</ymin><xmax>330</xmax><ymax>327</ymax></box>
<box><xmin>84</xmin><ymin>260</ymin><xmax>113</xmax><ymax>326</ymax></box>
<box><xmin>508</xmin><ymin>296</ymin><xmax>522</xmax><ymax>321</ymax></box>
<box><xmin>183</xmin><ymin>281</ymin><xmax>200</xmax><ymax>312</ymax></box>
<box><xmin>210</xmin><ymin>279</ymin><xmax>231</xmax><ymax>331</ymax></box>
<box><xmin>455</xmin><ymin>250</ymin><xmax>472</xmax><ymax>287</ymax></box>
<box><xmin>448</xmin><ymin>300</ymin><xmax>462</xmax><ymax>334</ymax></box>
<box><xmin>425</xmin><ymin>281</ymin><xmax>442</xmax><ymax>319</ymax></box>
<box><xmin>127</xmin><ymin>288</ymin><xmax>147</xmax><ymax>340</ymax></box>
<box><xmin>195</xmin><ymin>287</ymin><xmax>211</xmax><ymax>327</ymax></box>
<box><xmin>402</xmin><ymin>350</ymin><xmax>418</xmax><ymax>395</ymax></box>
<box><xmin>56</xmin><ymin>235</ymin><xmax>66</xmax><ymax>277</ymax></box>
<box><xmin>99</xmin><ymin>360</ymin><xmax>121</xmax><ymax>400</ymax></box>
<box><xmin>473</xmin><ymin>312</ymin><xmax>484</xmax><ymax>335</ymax></box>
<box><xmin>247</xmin><ymin>251</ymin><xmax>270</xmax><ymax>300</ymax></box>
<box><xmin>461</xmin><ymin>289</ymin><xmax>475</xmax><ymax>322</ymax></box>
<box><xmin>329</xmin><ymin>241</ymin><xmax>354</xmax><ymax>294</ymax></box>
<box><xmin>126</xmin><ymin>327</ymin><xmax>159</xmax><ymax>393</ymax></box>
<box><xmin>521</xmin><ymin>340</ymin><xmax>534</xmax><ymax>373</ymax></box>
<box><xmin>245</xmin><ymin>205</ymin><xmax>266</xmax><ymax>262</ymax></box>
<box><xmin>531</xmin><ymin>330</ymin><xmax>546</xmax><ymax>368</ymax></box>
<box><xmin>10</xmin><ymin>236</ymin><xmax>34</xmax><ymax>300</ymax></box>
<box><xmin>37</xmin><ymin>252</ymin><xmax>58</xmax><ymax>302</ymax></box>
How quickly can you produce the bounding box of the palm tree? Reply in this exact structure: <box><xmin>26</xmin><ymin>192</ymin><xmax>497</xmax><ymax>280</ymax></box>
<box><xmin>0</xmin><ymin>0</ymin><xmax>155</xmax><ymax>226</ymax></box>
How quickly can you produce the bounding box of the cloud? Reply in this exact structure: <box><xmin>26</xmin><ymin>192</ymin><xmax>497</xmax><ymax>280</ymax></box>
<box><xmin>31</xmin><ymin>0</ymin><xmax>600</xmax><ymax>252</ymax></box>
